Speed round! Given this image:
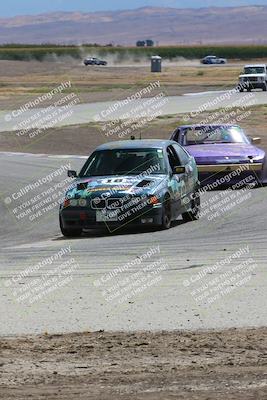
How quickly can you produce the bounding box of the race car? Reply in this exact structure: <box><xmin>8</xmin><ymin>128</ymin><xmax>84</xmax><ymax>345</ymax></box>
<box><xmin>170</xmin><ymin>124</ymin><xmax>267</xmax><ymax>188</ymax></box>
<box><xmin>59</xmin><ymin>140</ymin><xmax>200</xmax><ymax>237</ymax></box>
<box><xmin>201</xmin><ymin>55</ymin><xmax>227</xmax><ymax>65</ymax></box>
<box><xmin>83</xmin><ymin>57</ymin><xmax>107</xmax><ymax>66</ymax></box>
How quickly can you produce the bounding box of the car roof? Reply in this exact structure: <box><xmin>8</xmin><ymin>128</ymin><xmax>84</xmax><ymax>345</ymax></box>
<box><xmin>96</xmin><ymin>139</ymin><xmax>176</xmax><ymax>151</ymax></box>
<box><xmin>244</xmin><ymin>64</ymin><xmax>266</xmax><ymax>68</ymax></box>
<box><xmin>178</xmin><ymin>124</ymin><xmax>240</xmax><ymax>130</ymax></box>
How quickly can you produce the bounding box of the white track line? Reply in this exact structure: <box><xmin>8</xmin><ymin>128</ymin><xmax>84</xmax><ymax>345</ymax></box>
<box><xmin>0</xmin><ymin>151</ymin><xmax>87</xmax><ymax>159</ymax></box>
<box><xmin>183</xmin><ymin>90</ymin><xmax>229</xmax><ymax>96</ymax></box>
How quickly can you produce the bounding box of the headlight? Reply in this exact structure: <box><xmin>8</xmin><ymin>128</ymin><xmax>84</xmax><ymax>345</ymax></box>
<box><xmin>70</xmin><ymin>199</ymin><xmax>78</xmax><ymax>206</ymax></box>
<box><xmin>79</xmin><ymin>199</ymin><xmax>87</xmax><ymax>207</ymax></box>
<box><xmin>250</xmin><ymin>155</ymin><xmax>264</xmax><ymax>161</ymax></box>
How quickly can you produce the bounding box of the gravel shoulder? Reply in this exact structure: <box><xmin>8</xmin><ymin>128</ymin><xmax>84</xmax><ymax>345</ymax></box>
<box><xmin>1</xmin><ymin>328</ymin><xmax>267</xmax><ymax>399</ymax></box>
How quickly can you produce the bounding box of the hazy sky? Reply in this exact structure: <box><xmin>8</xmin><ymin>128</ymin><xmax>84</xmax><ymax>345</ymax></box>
<box><xmin>1</xmin><ymin>0</ymin><xmax>267</xmax><ymax>17</ymax></box>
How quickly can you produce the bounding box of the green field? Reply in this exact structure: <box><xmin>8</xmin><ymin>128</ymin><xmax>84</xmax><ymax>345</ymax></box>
<box><xmin>1</xmin><ymin>44</ymin><xmax>267</xmax><ymax>61</ymax></box>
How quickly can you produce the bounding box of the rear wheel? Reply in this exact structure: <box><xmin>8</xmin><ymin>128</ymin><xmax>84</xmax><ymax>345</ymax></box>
<box><xmin>60</xmin><ymin>216</ymin><xmax>82</xmax><ymax>237</ymax></box>
<box><xmin>161</xmin><ymin>195</ymin><xmax>172</xmax><ymax>230</ymax></box>
<box><xmin>182</xmin><ymin>190</ymin><xmax>200</xmax><ymax>222</ymax></box>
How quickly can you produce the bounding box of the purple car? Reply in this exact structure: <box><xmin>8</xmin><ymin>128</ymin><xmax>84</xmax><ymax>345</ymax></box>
<box><xmin>170</xmin><ymin>124</ymin><xmax>267</xmax><ymax>188</ymax></box>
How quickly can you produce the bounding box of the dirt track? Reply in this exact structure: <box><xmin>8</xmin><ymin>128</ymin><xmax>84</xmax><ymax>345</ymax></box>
<box><xmin>1</xmin><ymin>328</ymin><xmax>267</xmax><ymax>399</ymax></box>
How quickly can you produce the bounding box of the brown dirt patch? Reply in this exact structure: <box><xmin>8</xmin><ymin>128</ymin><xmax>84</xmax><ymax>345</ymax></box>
<box><xmin>1</xmin><ymin>328</ymin><xmax>267</xmax><ymax>399</ymax></box>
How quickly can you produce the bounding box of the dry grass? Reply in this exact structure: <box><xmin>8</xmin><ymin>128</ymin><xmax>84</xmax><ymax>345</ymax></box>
<box><xmin>0</xmin><ymin>59</ymin><xmax>257</xmax><ymax>109</ymax></box>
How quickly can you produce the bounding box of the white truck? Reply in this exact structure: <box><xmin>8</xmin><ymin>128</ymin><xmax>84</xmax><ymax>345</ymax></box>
<box><xmin>238</xmin><ymin>64</ymin><xmax>267</xmax><ymax>92</ymax></box>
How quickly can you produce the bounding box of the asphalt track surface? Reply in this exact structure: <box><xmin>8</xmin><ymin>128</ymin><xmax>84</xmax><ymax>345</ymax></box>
<box><xmin>0</xmin><ymin>152</ymin><xmax>267</xmax><ymax>335</ymax></box>
<box><xmin>0</xmin><ymin>90</ymin><xmax>266</xmax><ymax>132</ymax></box>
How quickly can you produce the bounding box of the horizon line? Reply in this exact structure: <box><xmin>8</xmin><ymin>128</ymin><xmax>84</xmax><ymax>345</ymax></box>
<box><xmin>1</xmin><ymin>4</ymin><xmax>267</xmax><ymax>19</ymax></box>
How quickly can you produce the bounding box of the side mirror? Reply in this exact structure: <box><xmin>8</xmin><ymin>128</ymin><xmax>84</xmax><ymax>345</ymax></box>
<box><xmin>251</xmin><ymin>137</ymin><xmax>261</xmax><ymax>144</ymax></box>
<box><xmin>173</xmin><ymin>166</ymin><xmax>185</xmax><ymax>174</ymax></box>
<box><xmin>68</xmin><ymin>170</ymin><xmax>77</xmax><ymax>178</ymax></box>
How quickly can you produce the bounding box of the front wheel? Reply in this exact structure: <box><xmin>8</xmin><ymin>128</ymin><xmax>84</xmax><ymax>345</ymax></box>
<box><xmin>182</xmin><ymin>190</ymin><xmax>200</xmax><ymax>222</ymax></box>
<box><xmin>60</xmin><ymin>216</ymin><xmax>82</xmax><ymax>237</ymax></box>
<box><xmin>263</xmin><ymin>83</ymin><xmax>267</xmax><ymax>92</ymax></box>
<box><xmin>161</xmin><ymin>196</ymin><xmax>172</xmax><ymax>230</ymax></box>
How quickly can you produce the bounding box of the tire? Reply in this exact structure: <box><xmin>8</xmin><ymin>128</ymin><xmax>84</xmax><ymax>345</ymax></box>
<box><xmin>59</xmin><ymin>216</ymin><xmax>82</xmax><ymax>237</ymax></box>
<box><xmin>263</xmin><ymin>84</ymin><xmax>267</xmax><ymax>92</ymax></box>
<box><xmin>161</xmin><ymin>195</ymin><xmax>172</xmax><ymax>230</ymax></box>
<box><xmin>182</xmin><ymin>190</ymin><xmax>200</xmax><ymax>222</ymax></box>
<box><xmin>247</xmin><ymin>87</ymin><xmax>252</xmax><ymax>92</ymax></box>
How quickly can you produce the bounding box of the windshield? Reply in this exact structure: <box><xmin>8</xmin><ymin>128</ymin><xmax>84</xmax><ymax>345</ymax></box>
<box><xmin>184</xmin><ymin>126</ymin><xmax>250</xmax><ymax>145</ymax></box>
<box><xmin>244</xmin><ymin>67</ymin><xmax>265</xmax><ymax>74</ymax></box>
<box><xmin>79</xmin><ymin>148</ymin><xmax>166</xmax><ymax>177</ymax></box>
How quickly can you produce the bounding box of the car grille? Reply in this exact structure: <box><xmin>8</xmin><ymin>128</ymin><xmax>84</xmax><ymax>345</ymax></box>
<box><xmin>107</xmin><ymin>198</ymin><xmax>125</xmax><ymax>209</ymax></box>
<box><xmin>244</xmin><ymin>77</ymin><xmax>258</xmax><ymax>82</ymax></box>
<box><xmin>106</xmin><ymin>196</ymin><xmax>145</xmax><ymax>210</ymax></box>
<box><xmin>90</xmin><ymin>198</ymin><xmax>106</xmax><ymax>209</ymax></box>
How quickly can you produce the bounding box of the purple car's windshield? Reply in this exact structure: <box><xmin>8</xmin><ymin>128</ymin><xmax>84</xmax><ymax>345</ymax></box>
<box><xmin>184</xmin><ymin>126</ymin><xmax>250</xmax><ymax>145</ymax></box>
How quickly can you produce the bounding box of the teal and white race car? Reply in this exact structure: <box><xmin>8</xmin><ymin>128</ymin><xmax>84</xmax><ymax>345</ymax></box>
<box><xmin>59</xmin><ymin>140</ymin><xmax>200</xmax><ymax>236</ymax></box>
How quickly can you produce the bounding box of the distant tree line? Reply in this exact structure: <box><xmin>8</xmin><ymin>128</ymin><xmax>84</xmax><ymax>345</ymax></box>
<box><xmin>1</xmin><ymin>44</ymin><xmax>267</xmax><ymax>61</ymax></box>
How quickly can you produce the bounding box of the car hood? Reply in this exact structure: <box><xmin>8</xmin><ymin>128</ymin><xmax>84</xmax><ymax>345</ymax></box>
<box><xmin>185</xmin><ymin>143</ymin><xmax>265</xmax><ymax>164</ymax></box>
<box><xmin>65</xmin><ymin>174</ymin><xmax>166</xmax><ymax>198</ymax></box>
<box><xmin>239</xmin><ymin>74</ymin><xmax>266</xmax><ymax>78</ymax></box>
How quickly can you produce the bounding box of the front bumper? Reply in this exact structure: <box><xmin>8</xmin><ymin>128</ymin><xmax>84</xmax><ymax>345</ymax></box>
<box><xmin>196</xmin><ymin>163</ymin><xmax>264</xmax><ymax>188</ymax></box>
<box><xmin>60</xmin><ymin>205</ymin><xmax>163</xmax><ymax>231</ymax></box>
<box><xmin>240</xmin><ymin>81</ymin><xmax>266</xmax><ymax>89</ymax></box>
<box><xmin>197</xmin><ymin>163</ymin><xmax>262</xmax><ymax>173</ymax></box>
